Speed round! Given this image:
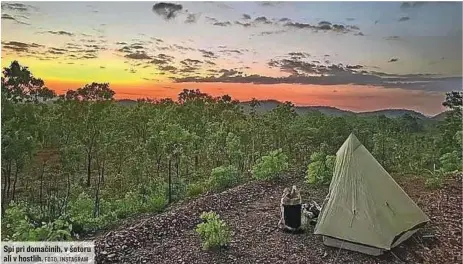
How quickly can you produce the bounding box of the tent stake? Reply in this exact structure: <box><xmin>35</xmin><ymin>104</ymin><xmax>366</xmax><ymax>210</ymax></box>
<box><xmin>333</xmin><ymin>240</ymin><xmax>344</xmax><ymax>263</ymax></box>
<box><xmin>390</xmin><ymin>251</ymin><xmax>404</xmax><ymax>264</ymax></box>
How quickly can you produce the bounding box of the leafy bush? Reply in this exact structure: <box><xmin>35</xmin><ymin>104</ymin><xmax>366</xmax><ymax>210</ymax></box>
<box><xmin>137</xmin><ymin>182</ymin><xmax>168</xmax><ymax>212</ymax></box>
<box><xmin>111</xmin><ymin>184</ymin><xmax>167</xmax><ymax>219</ymax></box>
<box><xmin>68</xmin><ymin>192</ymin><xmax>115</xmax><ymax>233</ymax></box>
<box><xmin>32</xmin><ymin>218</ymin><xmax>73</xmax><ymax>241</ymax></box>
<box><xmin>306</xmin><ymin>152</ymin><xmax>336</xmax><ymax>185</ymax></box>
<box><xmin>251</xmin><ymin>149</ymin><xmax>288</xmax><ymax>181</ymax></box>
<box><xmin>425</xmin><ymin>169</ymin><xmax>444</xmax><ymax>189</ymax></box>
<box><xmin>195</xmin><ymin>211</ymin><xmax>231</xmax><ymax>250</ymax></box>
<box><xmin>67</xmin><ymin>186</ymin><xmax>166</xmax><ymax>235</ymax></box>
<box><xmin>144</xmin><ymin>193</ymin><xmax>167</xmax><ymax>213</ymax></box>
<box><xmin>209</xmin><ymin>165</ymin><xmax>240</xmax><ymax>191</ymax></box>
<box><xmin>425</xmin><ymin>176</ymin><xmax>443</xmax><ymax>189</ymax></box>
<box><xmin>142</xmin><ymin>184</ymin><xmax>167</xmax><ymax>213</ymax></box>
<box><xmin>2</xmin><ymin>202</ymin><xmax>72</xmax><ymax>241</ymax></box>
<box><xmin>2</xmin><ymin>201</ymin><xmax>34</xmax><ymax>241</ymax></box>
<box><xmin>439</xmin><ymin>151</ymin><xmax>461</xmax><ymax>173</ymax></box>
<box><xmin>112</xmin><ymin>191</ymin><xmax>145</xmax><ymax>219</ymax></box>
<box><xmin>187</xmin><ymin>182</ymin><xmax>206</xmax><ymax>197</ymax></box>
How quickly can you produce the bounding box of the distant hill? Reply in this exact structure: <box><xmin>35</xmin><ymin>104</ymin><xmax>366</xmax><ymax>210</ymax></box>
<box><xmin>356</xmin><ymin>109</ymin><xmax>428</xmax><ymax>119</ymax></box>
<box><xmin>116</xmin><ymin>99</ymin><xmax>441</xmax><ymax>120</ymax></box>
<box><xmin>240</xmin><ymin>100</ymin><xmax>355</xmax><ymax>116</ymax></box>
<box><xmin>240</xmin><ymin>100</ymin><xmax>431</xmax><ymax>119</ymax></box>
<box><xmin>431</xmin><ymin>111</ymin><xmax>450</xmax><ymax>121</ymax></box>
<box><xmin>117</xmin><ymin>99</ymin><xmax>138</xmax><ymax>107</ymax></box>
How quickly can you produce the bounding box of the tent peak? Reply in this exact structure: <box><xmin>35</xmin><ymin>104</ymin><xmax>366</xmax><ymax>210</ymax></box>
<box><xmin>348</xmin><ymin>132</ymin><xmax>358</xmax><ymax>139</ymax></box>
<box><xmin>344</xmin><ymin>133</ymin><xmax>362</xmax><ymax>151</ymax></box>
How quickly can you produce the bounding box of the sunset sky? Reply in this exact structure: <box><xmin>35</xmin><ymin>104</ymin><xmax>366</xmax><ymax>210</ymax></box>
<box><xmin>1</xmin><ymin>1</ymin><xmax>462</xmax><ymax>115</ymax></box>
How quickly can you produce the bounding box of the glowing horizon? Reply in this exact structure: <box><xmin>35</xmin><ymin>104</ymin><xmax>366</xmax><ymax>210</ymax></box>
<box><xmin>2</xmin><ymin>1</ymin><xmax>462</xmax><ymax>115</ymax></box>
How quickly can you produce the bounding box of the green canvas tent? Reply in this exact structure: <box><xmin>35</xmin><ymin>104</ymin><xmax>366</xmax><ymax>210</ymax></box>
<box><xmin>314</xmin><ymin>133</ymin><xmax>429</xmax><ymax>256</ymax></box>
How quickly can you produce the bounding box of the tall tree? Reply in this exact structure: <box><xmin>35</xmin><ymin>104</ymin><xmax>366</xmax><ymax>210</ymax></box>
<box><xmin>439</xmin><ymin>91</ymin><xmax>463</xmax><ymax>155</ymax></box>
<box><xmin>62</xmin><ymin>82</ymin><xmax>115</xmax><ymax>101</ymax></box>
<box><xmin>1</xmin><ymin>61</ymin><xmax>56</xmax><ymax>103</ymax></box>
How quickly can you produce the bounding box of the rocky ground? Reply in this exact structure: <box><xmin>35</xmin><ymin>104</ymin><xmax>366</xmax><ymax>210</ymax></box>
<box><xmin>94</xmin><ymin>172</ymin><xmax>462</xmax><ymax>264</ymax></box>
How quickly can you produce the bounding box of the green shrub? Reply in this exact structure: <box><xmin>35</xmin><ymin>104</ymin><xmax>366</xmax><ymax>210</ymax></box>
<box><xmin>439</xmin><ymin>151</ymin><xmax>461</xmax><ymax>173</ymax></box>
<box><xmin>111</xmin><ymin>184</ymin><xmax>167</xmax><ymax>218</ymax></box>
<box><xmin>187</xmin><ymin>182</ymin><xmax>206</xmax><ymax>197</ymax></box>
<box><xmin>138</xmin><ymin>182</ymin><xmax>168</xmax><ymax>212</ymax></box>
<box><xmin>251</xmin><ymin>149</ymin><xmax>288</xmax><ymax>181</ymax></box>
<box><xmin>69</xmin><ymin>192</ymin><xmax>114</xmax><ymax>233</ymax></box>
<box><xmin>2</xmin><ymin>201</ymin><xmax>34</xmax><ymax>241</ymax></box>
<box><xmin>32</xmin><ymin>218</ymin><xmax>73</xmax><ymax>241</ymax></box>
<box><xmin>425</xmin><ymin>176</ymin><xmax>443</xmax><ymax>189</ymax></box>
<box><xmin>143</xmin><ymin>191</ymin><xmax>167</xmax><ymax>213</ymax></box>
<box><xmin>2</xmin><ymin>202</ymin><xmax>73</xmax><ymax>241</ymax></box>
<box><xmin>195</xmin><ymin>211</ymin><xmax>231</xmax><ymax>250</ymax></box>
<box><xmin>209</xmin><ymin>165</ymin><xmax>240</xmax><ymax>191</ymax></box>
<box><xmin>424</xmin><ymin>169</ymin><xmax>445</xmax><ymax>189</ymax></box>
<box><xmin>306</xmin><ymin>152</ymin><xmax>336</xmax><ymax>185</ymax></box>
<box><xmin>112</xmin><ymin>191</ymin><xmax>144</xmax><ymax>219</ymax></box>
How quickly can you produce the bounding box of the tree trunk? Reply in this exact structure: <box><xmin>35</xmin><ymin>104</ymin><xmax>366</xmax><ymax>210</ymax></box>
<box><xmin>86</xmin><ymin>152</ymin><xmax>92</xmax><ymax>187</ymax></box>
<box><xmin>168</xmin><ymin>159</ymin><xmax>172</xmax><ymax>204</ymax></box>
<box><xmin>94</xmin><ymin>160</ymin><xmax>104</xmax><ymax>218</ymax></box>
<box><xmin>101</xmin><ymin>162</ymin><xmax>105</xmax><ymax>184</ymax></box>
<box><xmin>194</xmin><ymin>142</ymin><xmax>199</xmax><ymax>173</ymax></box>
<box><xmin>11</xmin><ymin>161</ymin><xmax>19</xmax><ymax>201</ymax></box>
<box><xmin>176</xmin><ymin>156</ymin><xmax>180</xmax><ymax>178</ymax></box>
<box><xmin>156</xmin><ymin>154</ymin><xmax>162</xmax><ymax>177</ymax></box>
<box><xmin>1</xmin><ymin>160</ymin><xmax>12</xmax><ymax>215</ymax></box>
<box><xmin>39</xmin><ymin>162</ymin><xmax>45</xmax><ymax>214</ymax></box>
<box><xmin>63</xmin><ymin>172</ymin><xmax>71</xmax><ymax>215</ymax></box>
<box><xmin>251</xmin><ymin>137</ymin><xmax>255</xmax><ymax>166</ymax></box>
<box><xmin>6</xmin><ymin>162</ymin><xmax>12</xmax><ymax>205</ymax></box>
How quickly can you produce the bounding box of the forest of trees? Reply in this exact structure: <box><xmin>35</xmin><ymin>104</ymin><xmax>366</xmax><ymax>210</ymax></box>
<box><xmin>1</xmin><ymin>60</ymin><xmax>462</xmax><ymax>241</ymax></box>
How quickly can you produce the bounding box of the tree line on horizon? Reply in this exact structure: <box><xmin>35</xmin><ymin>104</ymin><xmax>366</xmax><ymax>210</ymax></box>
<box><xmin>1</xmin><ymin>60</ymin><xmax>461</xmax><ymax>241</ymax></box>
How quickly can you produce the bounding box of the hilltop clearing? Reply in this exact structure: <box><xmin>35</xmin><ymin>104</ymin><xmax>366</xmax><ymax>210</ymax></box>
<box><xmin>95</xmin><ymin>173</ymin><xmax>462</xmax><ymax>264</ymax></box>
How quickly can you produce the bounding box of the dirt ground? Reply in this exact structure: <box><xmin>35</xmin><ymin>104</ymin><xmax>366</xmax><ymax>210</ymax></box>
<box><xmin>95</xmin><ymin>172</ymin><xmax>462</xmax><ymax>264</ymax></box>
